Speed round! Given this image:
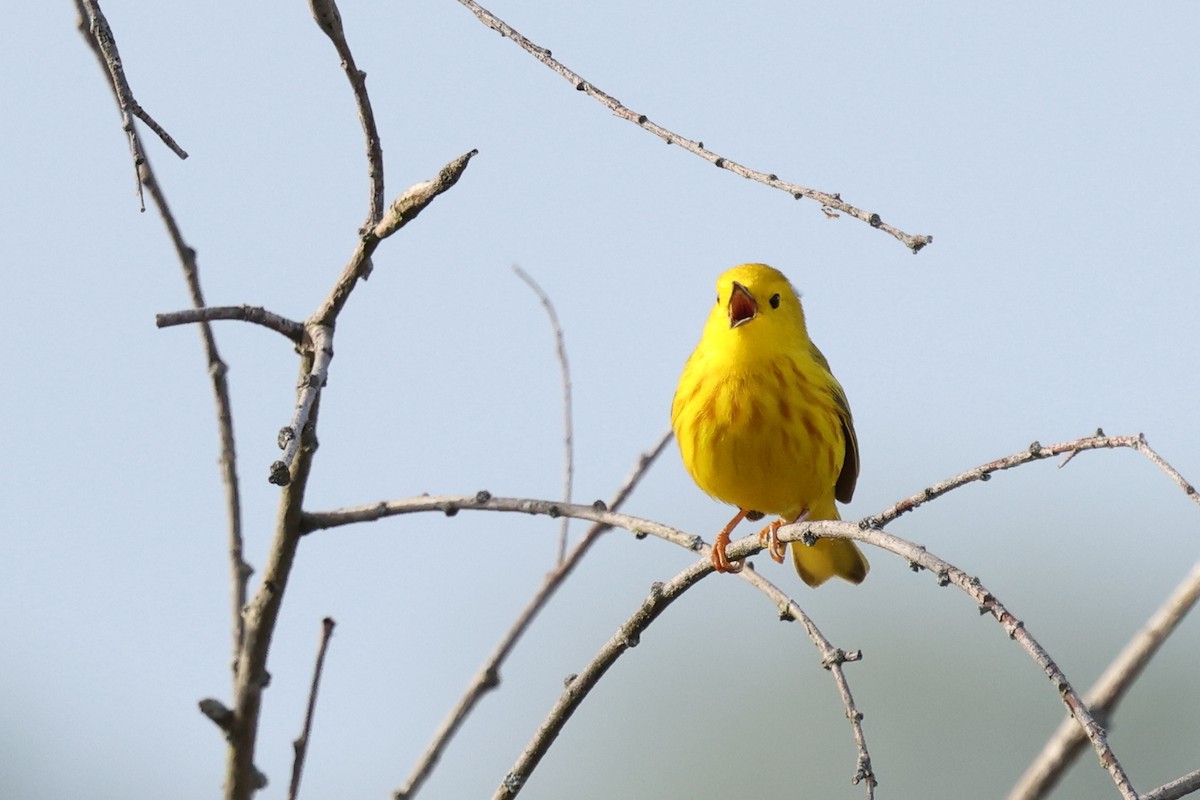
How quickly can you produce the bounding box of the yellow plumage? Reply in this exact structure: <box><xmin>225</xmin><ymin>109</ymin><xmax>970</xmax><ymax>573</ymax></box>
<box><xmin>671</xmin><ymin>263</ymin><xmax>868</xmax><ymax>586</ymax></box>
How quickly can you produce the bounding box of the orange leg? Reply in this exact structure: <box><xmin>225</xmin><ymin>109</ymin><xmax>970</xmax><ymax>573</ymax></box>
<box><xmin>712</xmin><ymin>507</ymin><xmax>750</xmax><ymax>573</ymax></box>
<box><xmin>757</xmin><ymin>518</ymin><xmax>785</xmax><ymax>564</ymax></box>
<box><xmin>758</xmin><ymin>510</ymin><xmax>809</xmax><ymax>565</ymax></box>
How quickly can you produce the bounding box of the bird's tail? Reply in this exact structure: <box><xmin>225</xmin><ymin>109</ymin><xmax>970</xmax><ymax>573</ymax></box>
<box><xmin>790</xmin><ymin>504</ymin><xmax>869</xmax><ymax>588</ymax></box>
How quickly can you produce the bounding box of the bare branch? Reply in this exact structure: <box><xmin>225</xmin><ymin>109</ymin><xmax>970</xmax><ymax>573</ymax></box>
<box><xmin>736</xmin><ymin>567</ymin><xmax>876</xmax><ymax>795</ymax></box>
<box><xmin>1132</xmin><ymin>435</ymin><xmax>1200</xmax><ymax>509</ymax></box>
<box><xmin>512</xmin><ymin>265</ymin><xmax>574</xmax><ymax>565</ymax></box>
<box><xmin>199</xmin><ymin>698</ymin><xmax>235</xmax><ymax>732</ymax></box>
<box><xmin>229</xmin><ymin>386</ymin><xmax>322</xmax><ymax>797</ymax></box>
<box><xmin>300</xmin><ymin>492</ymin><xmax>697</xmax><ymax>551</ymax></box>
<box><xmin>156</xmin><ymin>305</ymin><xmax>305</xmax><ymax>343</ymax></box>
<box><xmin>393</xmin><ymin>431</ymin><xmax>671</xmax><ymax>800</ymax></box>
<box><xmin>373</xmin><ymin>150</ymin><xmax>479</xmax><ymax>240</ymax></box>
<box><xmin>454</xmin><ymin>0</ymin><xmax>931</xmax><ymax>253</ymax></box>
<box><xmin>493</xmin><ymin>561</ymin><xmax>710</xmax><ymax>799</ymax></box>
<box><xmin>307</xmin><ymin>0</ymin><xmax>385</xmax><ymax>230</ymax></box>
<box><xmin>303</xmin><ymin>429</ymin><xmax>1200</xmax><ymax>799</ymax></box>
<box><xmin>1142</xmin><ymin>769</ymin><xmax>1200</xmax><ymax>800</ymax></box>
<box><xmin>1008</xmin><ymin>558</ymin><xmax>1200</xmax><ymax>800</ymax></box>
<box><xmin>308</xmin><ymin>149</ymin><xmax>478</xmax><ymax>327</ymax></box>
<box><xmin>288</xmin><ymin>617</ymin><xmax>337</xmax><ymax>800</ymax></box>
<box><xmin>75</xmin><ymin>0</ymin><xmax>250</xmax><ymax>680</ymax></box>
<box><xmin>76</xmin><ymin>0</ymin><xmax>187</xmax><ymax>210</ymax></box>
<box><xmin>868</xmin><ymin>431</ymin><xmax>1200</xmax><ymax>528</ymax></box>
<box><xmin>767</xmin><ymin>520</ymin><xmax>1137</xmax><ymax>800</ymax></box>
<box><xmin>492</xmin><ymin>549</ymin><xmax>876</xmax><ymax>800</ymax></box>
<box><xmin>271</xmin><ymin>324</ymin><xmax>334</xmax><ymax>486</ymax></box>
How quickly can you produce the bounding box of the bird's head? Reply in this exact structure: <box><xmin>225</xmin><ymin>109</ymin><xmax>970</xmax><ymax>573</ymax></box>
<box><xmin>703</xmin><ymin>263</ymin><xmax>809</xmax><ymax>354</ymax></box>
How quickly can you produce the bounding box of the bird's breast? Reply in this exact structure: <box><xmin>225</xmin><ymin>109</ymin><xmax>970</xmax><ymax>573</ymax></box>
<box><xmin>674</xmin><ymin>353</ymin><xmax>843</xmax><ymax>519</ymax></box>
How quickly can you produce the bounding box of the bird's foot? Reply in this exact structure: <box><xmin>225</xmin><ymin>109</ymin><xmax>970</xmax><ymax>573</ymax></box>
<box><xmin>758</xmin><ymin>519</ymin><xmax>787</xmax><ymax>564</ymax></box>
<box><xmin>711</xmin><ymin>508</ymin><xmax>750</xmax><ymax>573</ymax></box>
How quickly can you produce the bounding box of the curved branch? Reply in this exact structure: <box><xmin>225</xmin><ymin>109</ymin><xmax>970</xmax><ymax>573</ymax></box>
<box><xmin>312</xmin><ymin>149</ymin><xmax>478</xmax><ymax>326</ymax></box>
<box><xmin>492</xmin><ymin>560</ymin><xmax>709</xmax><ymax>800</ymax></box>
<box><xmin>736</xmin><ymin>567</ymin><xmax>876</xmax><ymax>795</ymax></box>
<box><xmin>455</xmin><ymin>0</ymin><xmax>931</xmax><ymax>253</ymax></box>
<box><xmin>300</xmin><ymin>492</ymin><xmax>697</xmax><ymax>551</ymax></box>
<box><xmin>490</xmin><ymin>537</ymin><xmax>875</xmax><ymax>800</ymax></box>
<box><xmin>77</xmin><ymin>0</ymin><xmax>187</xmax><ymax>210</ymax></box>
<box><xmin>307</xmin><ymin>0</ymin><xmax>385</xmax><ymax>229</ymax></box>
<box><xmin>310</xmin><ymin>429</ymin><xmax>1197</xmax><ymax>799</ymax></box>
<box><xmin>869</xmin><ymin>431</ymin><xmax>1200</xmax><ymax>528</ymax></box>
<box><xmin>393</xmin><ymin>431</ymin><xmax>672</xmax><ymax>800</ymax></box>
<box><xmin>311</xmin><ymin>471</ymin><xmax>877</xmax><ymax>799</ymax></box>
<box><xmin>1009</xmin><ymin>558</ymin><xmax>1200</xmax><ymax>799</ymax></box>
<box><xmin>770</xmin><ymin>520</ymin><xmax>1138</xmax><ymax>800</ymax></box>
<box><xmin>75</xmin><ymin>0</ymin><xmax>250</xmax><ymax>689</ymax></box>
<box><xmin>512</xmin><ymin>265</ymin><xmax>574</xmax><ymax>564</ymax></box>
<box><xmin>156</xmin><ymin>305</ymin><xmax>305</xmax><ymax>343</ymax></box>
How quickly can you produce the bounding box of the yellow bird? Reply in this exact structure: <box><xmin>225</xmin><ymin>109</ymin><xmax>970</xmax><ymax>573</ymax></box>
<box><xmin>671</xmin><ymin>263</ymin><xmax>869</xmax><ymax>586</ymax></box>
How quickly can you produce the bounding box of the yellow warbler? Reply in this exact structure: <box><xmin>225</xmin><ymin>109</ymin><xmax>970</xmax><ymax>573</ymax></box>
<box><xmin>671</xmin><ymin>263</ymin><xmax>868</xmax><ymax>586</ymax></box>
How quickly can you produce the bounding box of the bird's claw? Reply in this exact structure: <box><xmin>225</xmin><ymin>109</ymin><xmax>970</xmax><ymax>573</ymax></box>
<box><xmin>711</xmin><ymin>528</ymin><xmax>744</xmax><ymax>573</ymax></box>
<box><xmin>758</xmin><ymin>519</ymin><xmax>787</xmax><ymax>564</ymax></box>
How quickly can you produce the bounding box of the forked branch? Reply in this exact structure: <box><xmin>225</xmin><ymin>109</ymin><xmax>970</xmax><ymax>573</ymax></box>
<box><xmin>394</xmin><ymin>432</ymin><xmax>672</xmax><ymax>800</ymax></box>
<box><xmin>74</xmin><ymin>0</ymin><xmax>250</xmax><ymax>679</ymax></box>
<box><xmin>77</xmin><ymin>0</ymin><xmax>188</xmax><ymax>210</ymax></box>
<box><xmin>308</xmin><ymin>0</ymin><xmax>385</xmax><ymax>229</ymax></box>
<box><xmin>310</xmin><ymin>430</ymin><xmax>1199</xmax><ymax>799</ymax></box>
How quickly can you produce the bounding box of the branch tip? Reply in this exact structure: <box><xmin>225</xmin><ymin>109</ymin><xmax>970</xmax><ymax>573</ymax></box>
<box><xmin>198</xmin><ymin>698</ymin><xmax>234</xmax><ymax>731</ymax></box>
<box><xmin>374</xmin><ymin>149</ymin><xmax>478</xmax><ymax>239</ymax></box>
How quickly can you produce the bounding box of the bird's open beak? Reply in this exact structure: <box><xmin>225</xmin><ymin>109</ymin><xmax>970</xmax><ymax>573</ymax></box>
<box><xmin>728</xmin><ymin>281</ymin><xmax>758</xmax><ymax>328</ymax></box>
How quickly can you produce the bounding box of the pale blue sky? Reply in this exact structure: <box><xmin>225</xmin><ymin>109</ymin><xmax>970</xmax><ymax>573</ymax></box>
<box><xmin>3</xmin><ymin>2</ymin><xmax>1199</xmax><ymax>799</ymax></box>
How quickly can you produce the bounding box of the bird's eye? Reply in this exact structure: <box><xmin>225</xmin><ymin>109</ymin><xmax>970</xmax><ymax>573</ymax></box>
<box><xmin>769</xmin><ymin>293</ymin><xmax>781</xmax><ymax>309</ymax></box>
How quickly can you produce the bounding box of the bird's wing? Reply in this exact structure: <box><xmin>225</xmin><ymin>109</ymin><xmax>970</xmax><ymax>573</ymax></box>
<box><xmin>810</xmin><ymin>342</ymin><xmax>859</xmax><ymax>504</ymax></box>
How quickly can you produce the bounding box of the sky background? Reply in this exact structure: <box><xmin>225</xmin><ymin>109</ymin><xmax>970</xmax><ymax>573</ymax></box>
<box><xmin>3</xmin><ymin>2</ymin><xmax>1199</xmax><ymax>799</ymax></box>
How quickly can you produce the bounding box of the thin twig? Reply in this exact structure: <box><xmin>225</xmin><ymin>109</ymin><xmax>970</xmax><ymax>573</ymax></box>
<box><xmin>1142</xmin><ymin>768</ymin><xmax>1200</xmax><ymax>800</ymax></box>
<box><xmin>233</xmin><ymin>143</ymin><xmax>479</xmax><ymax>800</ymax></box>
<box><xmin>1132</xmin><ymin>435</ymin><xmax>1200</xmax><ymax>509</ymax></box>
<box><xmin>313</xmin><ymin>149</ymin><xmax>478</xmax><ymax>325</ymax></box>
<box><xmin>1008</xmin><ymin>560</ymin><xmax>1200</xmax><ymax>800</ymax></box>
<box><xmin>320</xmin><ymin>429</ymin><xmax>1199</xmax><ymax>800</ymax></box>
<box><xmin>78</xmin><ymin>0</ymin><xmax>188</xmax><ymax>210</ymax></box>
<box><xmin>492</xmin><ymin>560</ymin><xmax>708</xmax><ymax>799</ymax></box>
<box><xmin>393</xmin><ymin>431</ymin><xmax>671</xmax><ymax>800</ymax></box>
<box><xmin>156</xmin><ymin>305</ymin><xmax>306</xmax><ymax>343</ymax></box>
<box><xmin>492</xmin><ymin>551</ymin><xmax>875</xmax><ymax>800</ymax></box>
<box><xmin>736</xmin><ymin>567</ymin><xmax>876</xmax><ymax>795</ymax></box>
<box><xmin>788</xmin><ymin>428</ymin><xmax>1200</xmax><ymax>800</ymax></box>
<box><xmin>767</xmin><ymin>520</ymin><xmax>1137</xmax><ymax>800</ymax></box>
<box><xmin>301</xmin><ymin>493</ymin><xmax>696</xmax><ymax>550</ymax></box>
<box><xmin>512</xmin><ymin>265</ymin><xmax>574</xmax><ymax>565</ymax></box>
<box><xmin>271</xmin><ymin>324</ymin><xmax>334</xmax><ymax>485</ymax></box>
<box><xmin>454</xmin><ymin>0</ymin><xmax>931</xmax><ymax>253</ymax></box>
<box><xmin>289</xmin><ymin>617</ymin><xmax>337</xmax><ymax>800</ymax></box>
<box><xmin>198</xmin><ymin>698</ymin><xmax>235</xmax><ymax>732</ymax></box>
<box><xmin>75</xmin><ymin>1</ymin><xmax>250</xmax><ymax>677</ymax></box>
<box><xmin>869</xmin><ymin>431</ymin><xmax>1200</xmax><ymax>527</ymax></box>
<box><xmin>307</xmin><ymin>0</ymin><xmax>385</xmax><ymax>230</ymax></box>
